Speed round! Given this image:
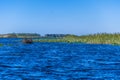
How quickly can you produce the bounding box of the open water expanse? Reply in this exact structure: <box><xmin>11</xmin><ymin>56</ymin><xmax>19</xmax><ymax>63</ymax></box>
<box><xmin>0</xmin><ymin>38</ymin><xmax>120</xmax><ymax>80</ymax></box>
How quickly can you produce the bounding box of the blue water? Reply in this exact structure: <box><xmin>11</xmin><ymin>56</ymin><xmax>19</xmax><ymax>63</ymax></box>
<box><xmin>0</xmin><ymin>38</ymin><xmax>120</xmax><ymax>80</ymax></box>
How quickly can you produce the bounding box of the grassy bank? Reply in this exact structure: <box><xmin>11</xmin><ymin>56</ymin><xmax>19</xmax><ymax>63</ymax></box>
<box><xmin>33</xmin><ymin>33</ymin><xmax>120</xmax><ymax>45</ymax></box>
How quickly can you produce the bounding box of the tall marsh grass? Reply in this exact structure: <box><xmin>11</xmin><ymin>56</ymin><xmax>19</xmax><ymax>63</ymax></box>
<box><xmin>34</xmin><ymin>33</ymin><xmax>120</xmax><ymax>45</ymax></box>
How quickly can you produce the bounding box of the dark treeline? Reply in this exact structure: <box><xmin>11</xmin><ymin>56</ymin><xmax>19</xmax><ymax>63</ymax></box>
<box><xmin>0</xmin><ymin>33</ymin><xmax>41</xmax><ymax>38</ymax></box>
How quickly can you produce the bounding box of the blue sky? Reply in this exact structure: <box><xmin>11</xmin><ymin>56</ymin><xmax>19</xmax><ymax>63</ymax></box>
<box><xmin>0</xmin><ymin>0</ymin><xmax>120</xmax><ymax>35</ymax></box>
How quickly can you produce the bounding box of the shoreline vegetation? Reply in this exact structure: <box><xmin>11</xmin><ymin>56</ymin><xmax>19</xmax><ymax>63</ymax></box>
<box><xmin>0</xmin><ymin>33</ymin><xmax>120</xmax><ymax>45</ymax></box>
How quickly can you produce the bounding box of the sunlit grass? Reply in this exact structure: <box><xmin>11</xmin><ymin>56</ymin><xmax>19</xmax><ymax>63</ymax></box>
<box><xmin>34</xmin><ymin>33</ymin><xmax>120</xmax><ymax>45</ymax></box>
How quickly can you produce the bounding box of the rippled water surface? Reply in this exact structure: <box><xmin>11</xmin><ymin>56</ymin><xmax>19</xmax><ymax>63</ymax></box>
<box><xmin>0</xmin><ymin>38</ymin><xmax>120</xmax><ymax>80</ymax></box>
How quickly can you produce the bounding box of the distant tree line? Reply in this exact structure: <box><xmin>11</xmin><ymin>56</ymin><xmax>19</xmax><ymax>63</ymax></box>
<box><xmin>0</xmin><ymin>33</ymin><xmax>71</xmax><ymax>38</ymax></box>
<box><xmin>44</xmin><ymin>34</ymin><xmax>69</xmax><ymax>38</ymax></box>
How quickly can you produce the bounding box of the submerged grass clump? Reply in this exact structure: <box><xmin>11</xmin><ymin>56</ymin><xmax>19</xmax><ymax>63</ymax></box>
<box><xmin>0</xmin><ymin>43</ymin><xmax>4</xmax><ymax>47</ymax></box>
<box><xmin>7</xmin><ymin>44</ymin><xmax>13</xmax><ymax>46</ymax></box>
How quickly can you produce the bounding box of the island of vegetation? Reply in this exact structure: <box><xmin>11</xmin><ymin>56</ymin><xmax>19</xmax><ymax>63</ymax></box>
<box><xmin>0</xmin><ymin>33</ymin><xmax>120</xmax><ymax>45</ymax></box>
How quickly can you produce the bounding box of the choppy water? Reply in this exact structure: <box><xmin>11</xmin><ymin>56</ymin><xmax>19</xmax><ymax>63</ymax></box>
<box><xmin>0</xmin><ymin>38</ymin><xmax>120</xmax><ymax>80</ymax></box>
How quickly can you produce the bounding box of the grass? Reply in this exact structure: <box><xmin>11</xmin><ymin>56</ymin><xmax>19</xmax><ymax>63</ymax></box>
<box><xmin>33</xmin><ymin>33</ymin><xmax>120</xmax><ymax>45</ymax></box>
<box><xmin>0</xmin><ymin>43</ymin><xmax>4</xmax><ymax>47</ymax></box>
